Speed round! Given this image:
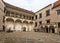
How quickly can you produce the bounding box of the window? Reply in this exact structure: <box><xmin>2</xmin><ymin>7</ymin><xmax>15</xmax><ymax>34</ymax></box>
<box><xmin>23</xmin><ymin>15</ymin><xmax>25</xmax><ymax>19</ymax></box>
<box><xmin>4</xmin><ymin>7</ymin><xmax>6</xmax><ymax>13</ymax></box>
<box><xmin>58</xmin><ymin>22</ymin><xmax>60</xmax><ymax>28</ymax></box>
<box><xmin>29</xmin><ymin>16</ymin><xmax>31</xmax><ymax>20</ymax></box>
<box><xmin>57</xmin><ymin>9</ymin><xmax>60</xmax><ymax>15</ymax></box>
<box><xmin>6</xmin><ymin>11</ymin><xmax>10</xmax><ymax>16</ymax></box>
<box><xmin>32</xmin><ymin>16</ymin><xmax>34</xmax><ymax>20</ymax></box>
<box><xmin>26</xmin><ymin>16</ymin><xmax>28</xmax><ymax>19</ymax></box>
<box><xmin>35</xmin><ymin>15</ymin><xmax>37</xmax><ymax>19</ymax></box>
<box><xmin>19</xmin><ymin>14</ymin><xmax>22</xmax><ymax>18</ymax></box>
<box><xmin>39</xmin><ymin>13</ymin><xmax>42</xmax><ymax>18</ymax></box>
<box><xmin>46</xmin><ymin>10</ymin><xmax>50</xmax><ymax>16</ymax></box>
<box><xmin>39</xmin><ymin>21</ymin><xmax>42</xmax><ymax>24</ymax></box>
<box><xmin>10</xmin><ymin>12</ymin><xmax>14</xmax><ymax>17</ymax></box>
<box><xmin>35</xmin><ymin>22</ymin><xmax>37</xmax><ymax>27</ymax></box>
<box><xmin>16</xmin><ymin>13</ymin><xmax>20</xmax><ymax>18</ymax></box>
<box><xmin>46</xmin><ymin>20</ymin><xmax>50</xmax><ymax>24</ymax></box>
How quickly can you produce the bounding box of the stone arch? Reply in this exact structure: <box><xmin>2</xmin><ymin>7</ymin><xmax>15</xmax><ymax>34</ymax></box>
<box><xmin>15</xmin><ymin>19</ymin><xmax>22</xmax><ymax>23</ymax></box>
<box><xmin>40</xmin><ymin>25</ymin><xmax>45</xmax><ymax>32</ymax></box>
<box><xmin>29</xmin><ymin>22</ymin><xmax>34</xmax><ymax>31</ymax></box>
<box><xmin>29</xmin><ymin>22</ymin><xmax>34</xmax><ymax>24</ymax></box>
<box><xmin>15</xmin><ymin>19</ymin><xmax>22</xmax><ymax>31</ymax></box>
<box><xmin>23</xmin><ymin>20</ymin><xmax>28</xmax><ymax>24</ymax></box>
<box><xmin>49</xmin><ymin>25</ymin><xmax>55</xmax><ymax>33</ymax></box>
<box><xmin>6</xmin><ymin>18</ymin><xmax>14</xmax><ymax>22</ymax></box>
<box><xmin>22</xmin><ymin>27</ymin><xmax>26</xmax><ymax>32</ymax></box>
<box><xmin>23</xmin><ymin>20</ymin><xmax>28</xmax><ymax>31</ymax></box>
<box><xmin>45</xmin><ymin>26</ymin><xmax>49</xmax><ymax>33</ymax></box>
<box><xmin>5</xmin><ymin>18</ymin><xmax>14</xmax><ymax>31</ymax></box>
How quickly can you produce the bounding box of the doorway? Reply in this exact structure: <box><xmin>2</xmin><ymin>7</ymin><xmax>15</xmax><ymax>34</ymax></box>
<box><xmin>46</xmin><ymin>28</ymin><xmax>49</xmax><ymax>33</ymax></box>
<box><xmin>52</xmin><ymin>28</ymin><xmax>55</xmax><ymax>33</ymax></box>
<box><xmin>22</xmin><ymin>27</ymin><xmax>26</xmax><ymax>32</ymax></box>
<box><xmin>3</xmin><ymin>26</ymin><xmax>5</xmax><ymax>31</ymax></box>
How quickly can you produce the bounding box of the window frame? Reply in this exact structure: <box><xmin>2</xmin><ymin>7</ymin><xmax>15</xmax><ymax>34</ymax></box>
<box><xmin>35</xmin><ymin>22</ymin><xmax>37</xmax><ymax>27</ymax></box>
<box><xmin>46</xmin><ymin>10</ymin><xmax>50</xmax><ymax>16</ymax></box>
<box><xmin>39</xmin><ymin>13</ymin><xmax>42</xmax><ymax>18</ymax></box>
<box><xmin>35</xmin><ymin>15</ymin><xmax>37</xmax><ymax>19</ymax></box>
<box><xmin>46</xmin><ymin>20</ymin><xmax>50</xmax><ymax>24</ymax></box>
<box><xmin>57</xmin><ymin>9</ymin><xmax>60</xmax><ymax>15</ymax></box>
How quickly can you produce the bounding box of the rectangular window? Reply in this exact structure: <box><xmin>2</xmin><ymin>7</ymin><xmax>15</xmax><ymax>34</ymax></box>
<box><xmin>26</xmin><ymin>16</ymin><xmax>28</xmax><ymax>19</ymax></box>
<box><xmin>57</xmin><ymin>9</ymin><xmax>60</xmax><ymax>15</ymax></box>
<box><xmin>39</xmin><ymin>21</ymin><xmax>42</xmax><ymax>24</ymax></box>
<box><xmin>16</xmin><ymin>13</ymin><xmax>20</xmax><ymax>18</ymax></box>
<box><xmin>58</xmin><ymin>22</ymin><xmax>60</xmax><ymax>28</ymax></box>
<box><xmin>32</xmin><ymin>16</ymin><xmax>34</xmax><ymax>20</ymax></box>
<box><xmin>39</xmin><ymin>13</ymin><xmax>42</xmax><ymax>18</ymax></box>
<box><xmin>46</xmin><ymin>10</ymin><xmax>50</xmax><ymax>16</ymax></box>
<box><xmin>35</xmin><ymin>15</ymin><xmax>37</xmax><ymax>19</ymax></box>
<box><xmin>10</xmin><ymin>12</ymin><xmax>14</xmax><ymax>17</ymax></box>
<box><xmin>29</xmin><ymin>16</ymin><xmax>31</xmax><ymax>20</ymax></box>
<box><xmin>23</xmin><ymin>15</ymin><xmax>25</xmax><ymax>19</ymax></box>
<box><xmin>6</xmin><ymin>11</ymin><xmax>10</xmax><ymax>16</ymax></box>
<box><xmin>20</xmin><ymin>14</ymin><xmax>22</xmax><ymax>18</ymax></box>
<box><xmin>39</xmin><ymin>21</ymin><xmax>42</xmax><ymax>26</ymax></box>
<box><xmin>4</xmin><ymin>7</ymin><xmax>6</xmax><ymax>13</ymax></box>
<box><xmin>46</xmin><ymin>20</ymin><xmax>50</xmax><ymax>24</ymax></box>
<box><xmin>35</xmin><ymin>22</ymin><xmax>37</xmax><ymax>27</ymax></box>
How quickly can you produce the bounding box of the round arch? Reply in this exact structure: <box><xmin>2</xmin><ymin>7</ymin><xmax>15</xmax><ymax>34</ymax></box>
<box><xmin>23</xmin><ymin>20</ymin><xmax>28</xmax><ymax>24</ymax></box>
<box><xmin>5</xmin><ymin>18</ymin><xmax>14</xmax><ymax>31</ymax></box>
<box><xmin>29</xmin><ymin>22</ymin><xmax>34</xmax><ymax>32</ymax></box>
<box><xmin>23</xmin><ymin>20</ymin><xmax>29</xmax><ymax>31</ymax></box>
<box><xmin>15</xmin><ymin>19</ymin><xmax>22</xmax><ymax>23</ymax></box>
<box><xmin>29</xmin><ymin>22</ymin><xmax>34</xmax><ymax>24</ymax></box>
<box><xmin>22</xmin><ymin>27</ymin><xmax>26</xmax><ymax>32</ymax></box>
<box><xmin>45</xmin><ymin>26</ymin><xmax>49</xmax><ymax>33</ymax></box>
<box><xmin>49</xmin><ymin>25</ymin><xmax>55</xmax><ymax>33</ymax></box>
<box><xmin>15</xmin><ymin>19</ymin><xmax>22</xmax><ymax>31</ymax></box>
<box><xmin>6</xmin><ymin>18</ymin><xmax>14</xmax><ymax>22</ymax></box>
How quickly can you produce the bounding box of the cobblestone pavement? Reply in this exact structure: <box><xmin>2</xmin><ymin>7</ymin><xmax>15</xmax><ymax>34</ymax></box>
<box><xmin>0</xmin><ymin>32</ymin><xmax>60</xmax><ymax>43</ymax></box>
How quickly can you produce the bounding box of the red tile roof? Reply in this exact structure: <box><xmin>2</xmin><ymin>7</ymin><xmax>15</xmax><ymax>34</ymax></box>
<box><xmin>53</xmin><ymin>0</ymin><xmax>60</xmax><ymax>7</ymax></box>
<box><xmin>3</xmin><ymin>2</ymin><xmax>35</xmax><ymax>15</ymax></box>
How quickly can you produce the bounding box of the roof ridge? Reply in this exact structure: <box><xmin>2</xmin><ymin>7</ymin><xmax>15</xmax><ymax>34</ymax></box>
<box><xmin>3</xmin><ymin>1</ymin><xmax>35</xmax><ymax>14</ymax></box>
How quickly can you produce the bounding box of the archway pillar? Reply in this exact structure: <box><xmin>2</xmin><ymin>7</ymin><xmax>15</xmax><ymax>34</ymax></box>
<box><xmin>22</xmin><ymin>20</ymin><xmax>29</xmax><ymax>32</ymax></box>
<box><xmin>54</xmin><ymin>24</ymin><xmax>58</xmax><ymax>33</ymax></box>
<box><xmin>55</xmin><ymin>28</ymin><xmax>58</xmax><ymax>33</ymax></box>
<box><xmin>29</xmin><ymin>21</ymin><xmax>34</xmax><ymax>32</ymax></box>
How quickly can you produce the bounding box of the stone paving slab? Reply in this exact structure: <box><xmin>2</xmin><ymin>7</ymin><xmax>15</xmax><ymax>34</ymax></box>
<box><xmin>0</xmin><ymin>32</ymin><xmax>60</xmax><ymax>43</ymax></box>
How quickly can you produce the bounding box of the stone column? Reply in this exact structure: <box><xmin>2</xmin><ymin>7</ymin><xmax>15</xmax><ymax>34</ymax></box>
<box><xmin>54</xmin><ymin>24</ymin><xmax>58</xmax><ymax>33</ymax></box>
<box><xmin>47</xmin><ymin>25</ymin><xmax>50</xmax><ymax>33</ymax></box>
<box><xmin>55</xmin><ymin>28</ymin><xmax>58</xmax><ymax>33</ymax></box>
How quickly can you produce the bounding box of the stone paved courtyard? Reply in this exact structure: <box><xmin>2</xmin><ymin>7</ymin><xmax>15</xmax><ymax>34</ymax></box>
<box><xmin>0</xmin><ymin>32</ymin><xmax>60</xmax><ymax>43</ymax></box>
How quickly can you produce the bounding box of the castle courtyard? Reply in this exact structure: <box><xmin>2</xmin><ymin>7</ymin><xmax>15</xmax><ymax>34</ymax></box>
<box><xmin>0</xmin><ymin>0</ymin><xmax>60</xmax><ymax>43</ymax></box>
<box><xmin>0</xmin><ymin>32</ymin><xmax>60</xmax><ymax>43</ymax></box>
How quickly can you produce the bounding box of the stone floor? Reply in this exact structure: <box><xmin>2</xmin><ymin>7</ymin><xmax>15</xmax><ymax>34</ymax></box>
<box><xmin>0</xmin><ymin>32</ymin><xmax>60</xmax><ymax>43</ymax></box>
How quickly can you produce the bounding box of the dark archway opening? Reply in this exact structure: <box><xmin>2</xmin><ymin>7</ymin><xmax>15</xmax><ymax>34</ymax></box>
<box><xmin>52</xmin><ymin>28</ymin><xmax>55</xmax><ymax>33</ymax></box>
<box><xmin>3</xmin><ymin>25</ymin><xmax>5</xmax><ymax>31</ymax></box>
<box><xmin>22</xmin><ymin>27</ymin><xmax>26</xmax><ymax>32</ymax></box>
<box><xmin>46</xmin><ymin>28</ymin><xmax>49</xmax><ymax>33</ymax></box>
<box><xmin>50</xmin><ymin>26</ymin><xmax>55</xmax><ymax>33</ymax></box>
